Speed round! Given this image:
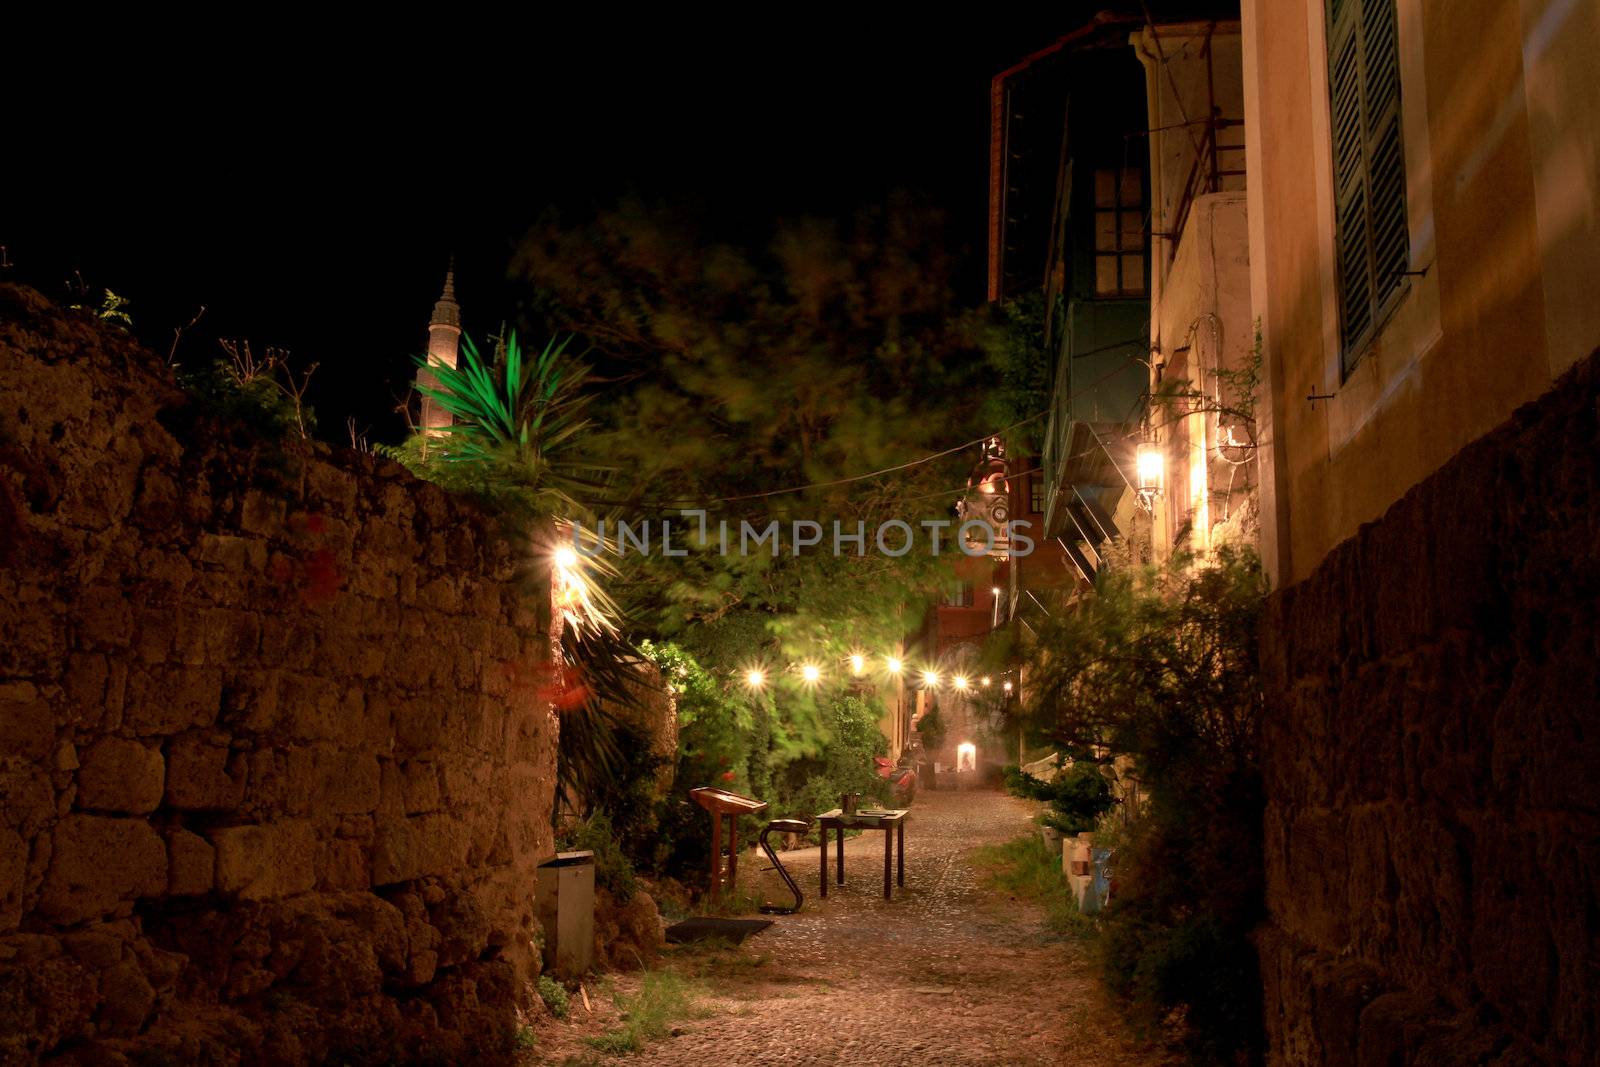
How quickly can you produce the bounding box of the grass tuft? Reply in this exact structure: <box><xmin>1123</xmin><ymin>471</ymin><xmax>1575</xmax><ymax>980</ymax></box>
<box><xmin>973</xmin><ymin>833</ymin><xmax>1098</xmax><ymax>939</ymax></box>
<box><xmin>537</xmin><ymin>974</ymin><xmax>570</xmax><ymax>1019</ymax></box>
<box><xmin>586</xmin><ymin>971</ymin><xmax>706</xmax><ymax>1054</ymax></box>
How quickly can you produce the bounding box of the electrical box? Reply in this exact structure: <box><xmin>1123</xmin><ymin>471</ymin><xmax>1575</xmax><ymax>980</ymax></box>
<box><xmin>536</xmin><ymin>850</ymin><xmax>595</xmax><ymax>979</ymax></box>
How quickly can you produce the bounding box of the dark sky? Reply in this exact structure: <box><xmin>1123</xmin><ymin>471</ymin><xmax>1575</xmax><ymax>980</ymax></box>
<box><xmin>7</xmin><ymin>19</ymin><xmax>1085</xmax><ymax>442</ymax></box>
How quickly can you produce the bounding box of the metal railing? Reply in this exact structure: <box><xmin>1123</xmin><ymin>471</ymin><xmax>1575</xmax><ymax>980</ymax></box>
<box><xmin>1157</xmin><ymin>114</ymin><xmax>1246</xmax><ymax>261</ymax></box>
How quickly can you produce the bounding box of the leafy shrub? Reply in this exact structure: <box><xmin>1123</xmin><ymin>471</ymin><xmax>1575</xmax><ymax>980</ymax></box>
<box><xmin>1003</xmin><ymin>760</ymin><xmax>1116</xmax><ymax>836</ymax></box>
<box><xmin>179</xmin><ymin>354</ymin><xmax>313</xmax><ymax>441</ymax></box>
<box><xmin>1019</xmin><ymin>546</ymin><xmax>1267</xmax><ymax>1064</ymax></box>
<box><xmin>916</xmin><ymin>702</ymin><xmax>947</xmax><ymax>755</ymax></box>
<box><xmin>555</xmin><ymin>810</ymin><xmax>637</xmax><ymax>898</ymax></box>
<box><xmin>536</xmin><ymin>975</ymin><xmax>569</xmax><ymax>1019</ymax></box>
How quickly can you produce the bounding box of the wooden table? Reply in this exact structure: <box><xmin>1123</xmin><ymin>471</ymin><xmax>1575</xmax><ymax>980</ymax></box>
<box><xmin>817</xmin><ymin>808</ymin><xmax>908</xmax><ymax>900</ymax></box>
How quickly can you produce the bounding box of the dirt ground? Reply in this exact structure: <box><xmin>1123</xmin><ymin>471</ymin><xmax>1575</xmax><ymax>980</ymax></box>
<box><xmin>524</xmin><ymin>788</ymin><xmax>1176</xmax><ymax>1066</ymax></box>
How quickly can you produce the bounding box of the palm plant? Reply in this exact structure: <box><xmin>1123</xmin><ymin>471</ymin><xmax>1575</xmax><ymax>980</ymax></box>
<box><xmin>413</xmin><ymin>332</ymin><xmax>610</xmax><ymax>521</ymax></box>
<box><xmin>403</xmin><ymin>331</ymin><xmax>659</xmax><ymax>825</ymax></box>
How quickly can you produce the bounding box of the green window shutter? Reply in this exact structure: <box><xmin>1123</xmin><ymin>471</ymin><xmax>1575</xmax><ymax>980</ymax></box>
<box><xmin>1327</xmin><ymin>0</ymin><xmax>1408</xmax><ymax>373</ymax></box>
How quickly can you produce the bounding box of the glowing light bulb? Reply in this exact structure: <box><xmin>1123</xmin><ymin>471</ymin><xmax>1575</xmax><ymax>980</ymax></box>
<box><xmin>553</xmin><ymin>546</ymin><xmax>579</xmax><ymax>570</ymax></box>
<box><xmin>801</xmin><ymin>663</ymin><xmax>821</xmax><ymax>684</ymax></box>
<box><xmin>745</xmin><ymin>669</ymin><xmax>766</xmax><ymax>689</ymax></box>
<box><xmin>980</xmin><ymin>676</ymin><xmax>991</xmax><ymax>687</ymax></box>
<box><xmin>886</xmin><ymin>657</ymin><xmax>903</xmax><ymax>675</ymax></box>
<box><xmin>923</xmin><ymin>670</ymin><xmax>940</xmax><ymax>688</ymax></box>
<box><xmin>954</xmin><ymin>675</ymin><xmax>969</xmax><ymax>691</ymax></box>
<box><xmin>991</xmin><ymin>586</ymin><xmax>1001</xmax><ymax>596</ymax></box>
<box><xmin>1136</xmin><ymin>442</ymin><xmax>1165</xmax><ymax>494</ymax></box>
<box><xmin>1003</xmin><ymin>681</ymin><xmax>1014</xmax><ymax>693</ymax></box>
<box><xmin>849</xmin><ymin>654</ymin><xmax>865</xmax><ymax>675</ymax></box>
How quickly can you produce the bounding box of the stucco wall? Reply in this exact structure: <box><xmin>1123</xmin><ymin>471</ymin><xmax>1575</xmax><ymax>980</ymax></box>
<box><xmin>1257</xmin><ymin>346</ymin><xmax>1600</xmax><ymax>1065</ymax></box>
<box><xmin>0</xmin><ymin>286</ymin><xmax>558</xmax><ymax>1064</ymax></box>
<box><xmin>1243</xmin><ymin>0</ymin><xmax>1600</xmax><ymax>587</ymax></box>
<box><xmin>1147</xmin><ymin>192</ymin><xmax>1256</xmax><ymax>558</ymax></box>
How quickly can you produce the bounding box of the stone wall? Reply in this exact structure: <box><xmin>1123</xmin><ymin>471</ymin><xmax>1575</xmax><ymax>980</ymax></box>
<box><xmin>0</xmin><ymin>285</ymin><xmax>559</xmax><ymax>1064</ymax></box>
<box><xmin>1258</xmin><ymin>348</ymin><xmax>1600</xmax><ymax>1065</ymax></box>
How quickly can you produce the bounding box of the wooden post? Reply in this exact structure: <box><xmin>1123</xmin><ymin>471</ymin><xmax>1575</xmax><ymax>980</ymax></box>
<box><xmin>883</xmin><ymin>824</ymin><xmax>893</xmax><ymax>899</ymax></box>
<box><xmin>898</xmin><ymin>819</ymin><xmax>905</xmax><ymax>887</ymax></box>
<box><xmin>709</xmin><ymin>810</ymin><xmax>723</xmax><ymax>893</ymax></box>
<box><xmin>820</xmin><ymin>828</ymin><xmax>828</xmax><ymax>897</ymax></box>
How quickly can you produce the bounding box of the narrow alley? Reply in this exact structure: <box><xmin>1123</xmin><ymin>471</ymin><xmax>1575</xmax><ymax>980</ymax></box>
<box><xmin>532</xmin><ymin>790</ymin><xmax>1174</xmax><ymax>1067</ymax></box>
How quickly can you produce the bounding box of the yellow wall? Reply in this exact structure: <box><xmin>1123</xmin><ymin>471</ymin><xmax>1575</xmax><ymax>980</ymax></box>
<box><xmin>1243</xmin><ymin>0</ymin><xmax>1600</xmax><ymax>586</ymax></box>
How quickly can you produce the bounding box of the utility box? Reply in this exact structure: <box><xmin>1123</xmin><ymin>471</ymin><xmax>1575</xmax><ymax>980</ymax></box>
<box><xmin>536</xmin><ymin>851</ymin><xmax>595</xmax><ymax>979</ymax></box>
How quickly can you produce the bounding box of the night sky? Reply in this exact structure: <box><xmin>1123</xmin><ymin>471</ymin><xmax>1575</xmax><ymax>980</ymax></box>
<box><xmin>7</xmin><ymin>17</ymin><xmax>1088</xmax><ymax>442</ymax></box>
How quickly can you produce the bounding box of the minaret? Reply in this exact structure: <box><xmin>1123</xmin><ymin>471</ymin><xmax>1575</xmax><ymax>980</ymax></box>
<box><xmin>417</xmin><ymin>263</ymin><xmax>462</xmax><ymax>441</ymax></box>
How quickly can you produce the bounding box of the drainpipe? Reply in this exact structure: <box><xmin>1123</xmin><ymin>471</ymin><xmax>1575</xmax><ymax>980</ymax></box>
<box><xmin>1133</xmin><ymin>28</ymin><xmax>1166</xmax><ymax>347</ymax></box>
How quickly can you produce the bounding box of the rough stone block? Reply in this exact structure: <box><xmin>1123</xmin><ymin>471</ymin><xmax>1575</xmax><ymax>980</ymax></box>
<box><xmin>239</xmin><ymin>488</ymin><xmax>288</xmax><ymax>537</ymax></box>
<box><xmin>0</xmin><ymin>950</ymin><xmax>97</xmax><ymax>1061</ymax></box>
<box><xmin>0</xmin><ymin>681</ymin><xmax>54</xmax><ymax>762</ymax></box>
<box><xmin>202</xmin><ymin>608</ymin><xmax>262</xmax><ymax>663</ymax></box>
<box><xmin>211</xmin><ymin>821</ymin><xmax>316</xmax><ymax>900</ymax></box>
<box><xmin>285</xmin><ymin>746</ymin><xmax>381</xmax><ymax>815</ymax></box>
<box><xmin>220</xmin><ymin>669</ymin><xmax>280</xmax><ymax>732</ymax></box>
<box><xmin>165</xmin><ymin>828</ymin><xmax>215</xmax><ymax>895</ymax></box>
<box><xmin>61</xmin><ymin>653</ymin><xmax>109</xmax><ymax>728</ymax></box>
<box><xmin>96</xmin><ymin>957</ymin><xmax>157</xmax><ymax>1033</ymax></box>
<box><xmin>0</xmin><ymin>828</ymin><xmax>25</xmax><ymax>932</ymax></box>
<box><xmin>75</xmin><ymin>586</ymin><xmax>134</xmax><ymax>649</ymax></box>
<box><xmin>38</xmin><ymin>816</ymin><xmax>166</xmax><ymax>924</ymax></box>
<box><xmin>400</xmin><ymin>761</ymin><xmax>440</xmax><ymax>815</ymax></box>
<box><xmin>123</xmin><ymin>667</ymin><xmax>222</xmax><ymax>735</ymax></box>
<box><xmin>164</xmin><ymin>734</ymin><xmax>245</xmax><ymax>811</ymax></box>
<box><xmin>316</xmin><ymin>837</ymin><xmax>369</xmax><ymax>891</ymax></box>
<box><xmin>198</xmin><ymin>532</ymin><xmax>262</xmax><ymax>571</ymax></box>
<box><xmin>76</xmin><ymin>738</ymin><xmax>165</xmax><ymax>814</ymax></box>
<box><xmin>372</xmin><ymin>814</ymin><xmax>470</xmax><ymax>886</ymax></box>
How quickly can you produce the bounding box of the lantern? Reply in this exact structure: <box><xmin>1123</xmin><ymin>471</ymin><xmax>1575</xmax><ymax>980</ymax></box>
<box><xmin>956</xmin><ymin>437</ymin><xmax>1012</xmax><ymax>557</ymax></box>
<box><xmin>1136</xmin><ymin>441</ymin><xmax>1165</xmax><ymax>497</ymax></box>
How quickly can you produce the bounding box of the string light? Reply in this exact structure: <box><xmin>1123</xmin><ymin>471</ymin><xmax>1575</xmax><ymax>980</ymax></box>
<box><xmin>922</xmin><ymin>669</ymin><xmax>940</xmax><ymax>688</ymax></box>
<box><xmin>554</xmin><ymin>546</ymin><xmax>579</xmax><ymax>570</ymax></box>
<box><xmin>801</xmin><ymin>663</ymin><xmax>821</xmax><ymax>684</ymax></box>
<box><xmin>953</xmin><ymin>675</ymin><xmax>970</xmax><ymax>691</ymax></box>
<box><xmin>849</xmin><ymin>655</ymin><xmax>865</xmax><ymax>675</ymax></box>
<box><xmin>1003</xmin><ymin>681</ymin><xmax>1014</xmax><ymax>693</ymax></box>
<box><xmin>745</xmin><ymin>669</ymin><xmax>766</xmax><ymax>689</ymax></box>
<box><xmin>886</xmin><ymin>657</ymin><xmax>903</xmax><ymax>675</ymax></box>
<box><xmin>980</xmin><ymin>676</ymin><xmax>992</xmax><ymax>687</ymax></box>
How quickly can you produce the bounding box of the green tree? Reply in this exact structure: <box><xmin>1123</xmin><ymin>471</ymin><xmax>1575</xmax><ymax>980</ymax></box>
<box><xmin>516</xmin><ymin>196</ymin><xmax>1010</xmax><ymax>761</ymax></box>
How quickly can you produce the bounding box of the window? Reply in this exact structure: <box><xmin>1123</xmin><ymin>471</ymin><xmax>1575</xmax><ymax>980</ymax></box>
<box><xmin>1093</xmin><ymin>166</ymin><xmax>1147</xmax><ymax>297</ymax></box>
<box><xmin>941</xmin><ymin>581</ymin><xmax>975</xmax><ymax>608</ymax></box>
<box><xmin>1029</xmin><ymin>472</ymin><xmax>1045</xmax><ymax>515</ymax></box>
<box><xmin>1327</xmin><ymin>0</ymin><xmax>1408</xmax><ymax>372</ymax></box>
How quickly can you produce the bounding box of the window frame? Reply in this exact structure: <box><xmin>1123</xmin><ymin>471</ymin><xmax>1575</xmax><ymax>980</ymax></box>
<box><xmin>1325</xmin><ymin>0</ymin><xmax>1410</xmax><ymax>376</ymax></box>
<box><xmin>1091</xmin><ymin>164</ymin><xmax>1149</xmax><ymax>298</ymax></box>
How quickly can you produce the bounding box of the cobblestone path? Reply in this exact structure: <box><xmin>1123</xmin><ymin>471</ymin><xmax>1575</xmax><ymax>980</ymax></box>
<box><xmin>537</xmin><ymin>788</ymin><xmax>1174</xmax><ymax>1066</ymax></box>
